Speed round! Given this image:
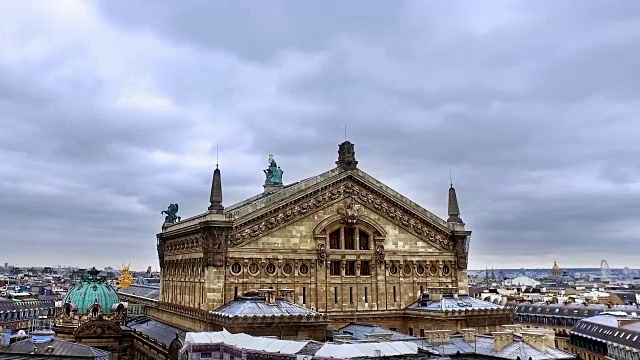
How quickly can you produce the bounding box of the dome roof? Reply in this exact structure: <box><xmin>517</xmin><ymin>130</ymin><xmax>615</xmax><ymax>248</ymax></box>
<box><xmin>63</xmin><ymin>267</ymin><xmax>119</xmax><ymax>314</ymax></box>
<box><xmin>552</xmin><ymin>260</ymin><xmax>561</xmax><ymax>270</ymax></box>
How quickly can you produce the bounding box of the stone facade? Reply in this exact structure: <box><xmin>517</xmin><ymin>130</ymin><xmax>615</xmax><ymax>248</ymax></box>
<box><xmin>155</xmin><ymin>142</ymin><xmax>508</xmax><ymax>335</ymax></box>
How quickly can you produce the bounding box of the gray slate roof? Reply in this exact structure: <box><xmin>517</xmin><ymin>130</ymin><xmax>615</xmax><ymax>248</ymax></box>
<box><xmin>211</xmin><ymin>296</ymin><xmax>324</xmax><ymax>317</ymax></box>
<box><xmin>429</xmin><ymin>335</ymin><xmax>575</xmax><ymax>360</ymax></box>
<box><xmin>337</xmin><ymin>323</ymin><xmax>422</xmax><ymax>342</ymax></box>
<box><xmin>127</xmin><ymin>316</ymin><xmax>185</xmax><ymax>346</ymax></box>
<box><xmin>117</xmin><ymin>284</ymin><xmax>160</xmax><ymax>301</ymax></box>
<box><xmin>510</xmin><ymin>302</ymin><xmax>640</xmax><ymax>318</ymax></box>
<box><xmin>407</xmin><ymin>296</ymin><xmax>504</xmax><ymax>312</ymax></box>
<box><xmin>0</xmin><ymin>338</ymin><xmax>109</xmax><ymax>359</ymax></box>
<box><xmin>571</xmin><ymin>315</ymin><xmax>640</xmax><ymax>350</ymax></box>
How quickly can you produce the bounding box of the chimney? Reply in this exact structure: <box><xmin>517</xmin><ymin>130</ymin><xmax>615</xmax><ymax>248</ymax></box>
<box><xmin>501</xmin><ymin>324</ymin><xmax>522</xmax><ymax>334</ymax></box>
<box><xmin>258</xmin><ymin>288</ymin><xmax>276</xmax><ymax>304</ymax></box>
<box><xmin>334</xmin><ymin>334</ymin><xmax>353</xmax><ymax>343</ymax></box>
<box><xmin>492</xmin><ymin>332</ymin><xmax>513</xmax><ymax>351</ymax></box>
<box><xmin>279</xmin><ymin>288</ymin><xmax>294</xmax><ymax>302</ymax></box>
<box><xmin>520</xmin><ymin>332</ymin><xmax>547</xmax><ymax>352</ymax></box>
<box><xmin>365</xmin><ymin>333</ymin><xmax>393</xmax><ymax>341</ymax></box>
<box><xmin>461</xmin><ymin>328</ymin><xmax>477</xmax><ymax>343</ymax></box>
<box><xmin>424</xmin><ymin>330</ymin><xmax>452</xmax><ymax>344</ymax></box>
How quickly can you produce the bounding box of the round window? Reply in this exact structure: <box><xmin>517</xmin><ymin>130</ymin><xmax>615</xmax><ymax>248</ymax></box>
<box><xmin>248</xmin><ymin>262</ymin><xmax>260</xmax><ymax>276</ymax></box>
<box><xmin>299</xmin><ymin>263</ymin><xmax>309</xmax><ymax>275</ymax></box>
<box><xmin>282</xmin><ymin>263</ymin><xmax>293</xmax><ymax>276</ymax></box>
<box><xmin>442</xmin><ymin>264</ymin><xmax>451</xmax><ymax>276</ymax></box>
<box><xmin>429</xmin><ymin>264</ymin><xmax>438</xmax><ymax>276</ymax></box>
<box><xmin>265</xmin><ymin>263</ymin><xmax>277</xmax><ymax>275</ymax></box>
<box><xmin>403</xmin><ymin>264</ymin><xmax>412</xmax><ymax>276</ymax></box>
<box><xmin>389</xmin><ymin>264</ymin><xmax>398</xmax><ymax>275</ymax></box>
<box><xmin>416</xmin><ymin>264</ymin><xmax>425</xmax><ymax>275</ymax></box>
<box><xmin>231</xmin><ymin>262</ymin><xmax>242</xmax><ymax>275</ymax></box>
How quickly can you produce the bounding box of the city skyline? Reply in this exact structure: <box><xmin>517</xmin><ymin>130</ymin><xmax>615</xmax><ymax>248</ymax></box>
<box><xmin>2</xmin><ymin>1</ymin><xmax>640</xmax><ymax>269</ymax></box>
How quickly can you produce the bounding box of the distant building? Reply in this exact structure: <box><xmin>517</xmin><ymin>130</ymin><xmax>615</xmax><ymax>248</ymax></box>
<box><xmin>503</xmin><ymin>276</ymin><xmax>541</xmax><ymax>288</ymax></box>
<box><xmin>570</xmin><ymin>313</ymin><xmax>640</xmax><ymax>360</ymax></box>
<box><xmin>551</xmin><ymin>261</ymin><xmax>562</xmax><ymax>280</ymax></box>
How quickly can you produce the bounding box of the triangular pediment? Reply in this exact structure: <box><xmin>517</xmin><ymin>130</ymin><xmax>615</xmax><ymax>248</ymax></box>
<box><xmin>227</xmin><ymin>169</ymin><xmax>453</xmax><ymax>251</ymax></box>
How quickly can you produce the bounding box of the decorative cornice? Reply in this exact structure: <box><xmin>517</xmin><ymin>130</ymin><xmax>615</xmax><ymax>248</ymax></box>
<box><xmin>230</xmin><ymin>176</ymin><xmax>453</xmax><ymax>251</ymax></box>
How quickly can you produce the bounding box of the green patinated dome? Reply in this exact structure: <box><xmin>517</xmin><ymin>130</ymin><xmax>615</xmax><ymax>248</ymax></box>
<box><xmin>63</xmin><ymin>267</ymin><xmax>119</xmax><ymax>315</ymax></box>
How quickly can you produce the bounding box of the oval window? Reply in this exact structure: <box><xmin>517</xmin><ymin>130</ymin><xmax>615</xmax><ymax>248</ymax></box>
<box><xmin>403</xmin><ymin>264</ymin><xmax>412</xmax><ymax>276</ymax></box>
<box><xmin>389</xmin><ymin>264</ymin><xmax>398</xmax><ymax>275</ymax></box>
<box><xmin>429</xmin><ymin>264</ymin><xmax>438</xmax><ymax>276</ymax></box>
<box><xmin>282</xmin><ymin>263</ymin><xmax>293</xmax><ymax>276</ymax></box>
<box><xmin>299</xmin><ymin>263</ymin><xmax>309</xmax><ymax>275</ymax></box>
<box><xmin>231</xmin><ymin>262</ymin><xmax>242</xmax><ymax>275</ymax></box>
<box><xmin>416</xmin><ymin>264</ymin><xmax>425</xmax><ymax>275</ymax></box>
<box><xmin>248</xmin><ymin>262</ymin><xmax>260</xmax><ymax>276</ymax></box>
<box><xmin>265</xmin><ymin>263</ymin><xmax>277</xmax><ymax>275</ymax></box>
<box><xmin>442</xmin><ymin>264</ymin><xmax>451</xmax><ymax>276</ymax></box>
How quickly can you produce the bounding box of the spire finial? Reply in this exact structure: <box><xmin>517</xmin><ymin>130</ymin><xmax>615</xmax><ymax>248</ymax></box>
<box><xmin>447</xmin><ymin>181</ymin><xmax>463</xmax><ymax>224</ymax></box>
<box><xmin>344</xmin><ymin>124</ymin><xmax>347</xmax><ymax>142</ymax></box>
<box><xmin>208</xmin><ymin>152</ymin><xmax>224</xmax><ymax>213</ymax></box>
<box><xmin>449</xmin><ymin>168</ymin><xmax>453</xmax><ymax>188</ymax></box>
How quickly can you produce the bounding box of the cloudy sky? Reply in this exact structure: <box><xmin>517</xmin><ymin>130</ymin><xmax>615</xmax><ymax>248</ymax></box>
<box><xmin>1</xmin><ymin>1</ymin><xmax>639</xmax><ymax>271</ymax></box>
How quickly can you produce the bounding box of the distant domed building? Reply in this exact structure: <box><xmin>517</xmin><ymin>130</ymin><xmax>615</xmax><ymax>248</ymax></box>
<box><xmin>54</xmin><ymin>267</ymin><xmax>129</xmax><ymax>354</ymax></box>
<box><xmin>551</xmin><ymin>260</ymin><xmax>562</xmax><ymax>279</ymax></box>
<box><xmin>62</xmin><ymin>267</ymin><xmax>120</xmax><ymax>315</ymax></box>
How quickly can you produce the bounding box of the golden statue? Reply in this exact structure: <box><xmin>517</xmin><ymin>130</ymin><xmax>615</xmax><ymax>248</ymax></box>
<box><xmin>118</xmin><ymin>263</ymin><xmax>134</xmax><ymax>289</ymax></box>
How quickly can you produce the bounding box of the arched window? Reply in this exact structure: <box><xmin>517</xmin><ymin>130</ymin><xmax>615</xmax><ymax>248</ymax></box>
<box><xmin>329</xmin><ymin>230</ymin><xmax>340</xmax><ymax>249</ymax></box>
<box><xmin>326</xmin><ymin>225</ymin><xmax>373</xmax><ymax>250</ymax></box>
<box><xmin>359</xmin><ymin>230</ymin><xmax>369</xmax><ymax>250</ymax></box>
<box><xmin>344</xmin><ymin>227</ymin><xmax>355</xmax><ymax>249</ymax></box>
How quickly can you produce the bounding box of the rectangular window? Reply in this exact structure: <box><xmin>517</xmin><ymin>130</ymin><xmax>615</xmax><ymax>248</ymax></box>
<box><xmin>200</xmin><ymin>353</ymin><xmax>212</xmax><ymax>359</ymax></box>
<box><xmin>359</xmin><ymin>230</ymin><xmax>369</xmax><ymax>250</ymax></box>
<box><xmin>234</xmin><ymin>286</ymin><xmax>238</xmax><ymax>297</ymax></box>
<box><xmin>330</xmin><ymin>261</ymin><xmax>341</xmax><ymax>276</ymax></box>
<box><xmin>364</xmin><ymin>287</ymin><xmax>368</xmax><ymax>303</ymax></box>
<box><xmin>360</xmin><ymin>261</ymin><xmax>371</xmax><ymax>276</ymax></box>
<box><xmin>393</xmin><ymin>286</ymin><xmax>397</xmax><ymax>303</ymax></box>
<box><xmin>344</xmin><ymin>227</ymin><xmax>355</xmax><ymax>250</ymax></box>
<box><xmin>303</xmin><ymin>287</ymin><xmax>307</xmax><ymax>304</ymax></box>
<box><xmin>349</xmin><ymin>287</ymin><xmax>353</xmax><ymax>303</ymax></box>
<box><xmin>420</xmin><ymin>329</ymin><xmax>425</xmax><ymax>337</ymax></box>
<box><xmin>409</xmin><ymin>328</ymin><xmax>414</xmax><ymax>336</ymax></box>
<box><xmin>329</xmin><ymin>230</ymin><xmax>341</xmax><ymax>249</ymax></box>
<box><xmin>345</xmin><ymin>261</ymin><xmax>356</xmax><ymax>276</ymax></box>
<box><xmin>334</xmin><ymin>287</ymin><xmax>338</xmax><ymax>304</ymax></box>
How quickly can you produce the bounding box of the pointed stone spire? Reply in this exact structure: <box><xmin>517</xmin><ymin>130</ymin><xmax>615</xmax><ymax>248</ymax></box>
<box><xmin>336</xmin><ymin>141</ymin><xmax>358</xmax><ymax>170</ymax></box>
<box><xmin>208</xmin><ymin>164</ymin><xmax>223</xmax><ymax>213</ymax></box>
<box><xmin>447</xmin><ymin>184</ymin><xmax>463</xmax><ymax>224</ymax></box>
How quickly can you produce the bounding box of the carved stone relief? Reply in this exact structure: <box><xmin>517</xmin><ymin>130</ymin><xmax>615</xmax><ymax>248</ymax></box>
<box><xmin>201</xmin><ymin>226</ymin><xmax>228</xmax><ymax>267</ymax></box>
<box><xmin>229</xmin><ymin>177</ymin><xmax>452</xmax><ymax>251</ymax></box>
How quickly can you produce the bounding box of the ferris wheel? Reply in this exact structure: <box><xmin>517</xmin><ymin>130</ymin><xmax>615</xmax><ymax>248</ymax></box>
<box><xmin>600</xmin><ymin>260</ymin><xmax>610</xmax><ymax>280</ymax></box>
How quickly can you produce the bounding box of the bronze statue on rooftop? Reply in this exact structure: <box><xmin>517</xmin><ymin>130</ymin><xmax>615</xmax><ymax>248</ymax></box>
<box><xmin>263</xmin><ymin>154</ymin><xmax>284</xmax><ymax>185</ymax></box>
<box><xmin>162</xmin><ymin>203</ymin><xmax>181</xmax><ymax>224</ymax></box>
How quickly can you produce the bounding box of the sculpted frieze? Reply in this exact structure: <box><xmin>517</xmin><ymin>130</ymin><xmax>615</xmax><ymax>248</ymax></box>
<box><xmin>74</xmin><ymin>320</ymin><xmax>122</xmax><ymax>337</ymax></box>
<box><xmin>201</xmin><ymin>227</ymin><xmax>228</xmax><ymax>267</ymax></box>
<box><xmin>230</xmin><ymin>177</ymin><xmax>452</xmax><ymax>251</ymax></box>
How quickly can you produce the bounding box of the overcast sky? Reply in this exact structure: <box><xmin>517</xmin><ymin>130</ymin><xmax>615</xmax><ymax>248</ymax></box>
<box><xmin>1</xmin><ymin>1</ymin><xmax>639</xmax><ymax>271</ymax></box>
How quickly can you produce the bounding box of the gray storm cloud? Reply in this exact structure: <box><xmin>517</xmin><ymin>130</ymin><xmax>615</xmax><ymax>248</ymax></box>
<box><xmin>1</xmin><ymin>1</ymin><xmax>639</xmax><ymax>269</ymax></box>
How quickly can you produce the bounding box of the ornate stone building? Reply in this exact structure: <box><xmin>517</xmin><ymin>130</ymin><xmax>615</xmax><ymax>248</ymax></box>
<box><xmin>154</xmin><ymin>142</ymin><xmax>512</xmax><ymax>335</ymax></box>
